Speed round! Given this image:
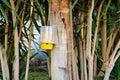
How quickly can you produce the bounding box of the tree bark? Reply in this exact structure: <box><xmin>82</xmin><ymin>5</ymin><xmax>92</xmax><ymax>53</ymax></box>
<box><xmin>25</xmin><ymin>1</ymin><xmax>33</xmax><ymax>80</ymax></box>
<box><xmin>104</xmin><ymin>40</ymin><xmax>120</xmax><ymax>80</ymax></box>
<box><xmin>99</xmin><ymin>0</ymin><xmax>111</xmax><ymax>76</ymax></box>
<box><xmin>0</xmin><ymin>45</ymin><xmax>6</xmax><ymax>80</ymax></box>
<box><xmin>72</xmin><ymin>47</ymin><xmax>79</xmax><ymax>80</ymax></box>
<box><xmin>86</xmin><ymin>0</ymin><xmax>94</xmax><ymax>80</ymax></box>
<box><xmin>4</xmin><ymin>9</ymin><xmax>10</xmax><ymax>80</ymax></box>
<box><xmin>101</xmin><ymin>13</ymin><xmax>107</xmax><ymax>72</ymax></box>
<box><xmin>19</xmin><ymin>0</ymin><xmax>26</xmax><ymax>39</ymax></box>
<box><xmin>49</xmin><ymin>0</ymin><xmax>73</xmax><ymax>80</ymax></box>
<box><xmin>10</xmin><ymin>0</ymin><xmax>19</xmax><ymax>80</ymax></box>
<box><xmin>83</xmin><ymin>43</ymin><xmax>88</xmax><ymax>80</ymax></box>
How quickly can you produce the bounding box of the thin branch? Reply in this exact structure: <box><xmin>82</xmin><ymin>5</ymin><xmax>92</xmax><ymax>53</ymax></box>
<box><xmin>24</xmin><ymin>1</ymin><xmax>33</xmax><ymax>80</ymax></box>
<box><xmin>5</xmin><ymin>9</ymin><xmax>8</xmax><ymax>52</ymax></box>
<box><xmin>114</xmin><ymin>50</ymin><xmax>120</xmax><ymax>63</ymax></box>
<box><xmin>101</xmin><ymin>0</ymin><xmax>111</xmax><ymax>61</ymax></box>
<box><xmin>0</xmin><ymin>45</ymin><xmax>6</xmax><ymax>80</ymax></box>
<box><xmin>109</xmin><ymin>39</ymin><xmax>120</xmax><ymax>62</ymax></box>
<box><xmin>92</xmin><ymin>0</ymin><xmax>104</xmax><ymax>56</ymax></box>
<box><xmin>105</xmin><ymin>26</ymin><xmax>114</xmax><ymax>58</ymax></box>
<box><xmin>19</xmin><ymin>0</ymin><xmax>26</xmax><ymax>39</ymax></box>
<box><xmin>106</xmin><ymin>23</ymin><xmax>119</xmax><ymax>56</ymax></box>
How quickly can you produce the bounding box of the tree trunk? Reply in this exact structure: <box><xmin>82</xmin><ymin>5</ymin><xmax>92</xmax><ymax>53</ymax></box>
<box><xmin>99</xmin><ymin>0</ymin><xmax>111</xmax><ymax>76</ymax></box>
<box><xmin>104</xmin><ymin>40</ymin><xmax>120</xmax><ymax>80</ymax></box>
<box><xmin>0</xmin><ymin>45</ymin><xmax>6</xmax><ymax>80</ymax></box>
<box><xmin>4</xmin><ymin>9</ymin><xmax>10</xmax><ymax>80</ymax></box>
<box><xmin>10</xmin><ymin>0</ymin><xmax>19</xmax><ymax>80</ymax></box>
<box><xmin>83</xmin><ymin>43</ymin><xmax>88</xmax><ymax>80</ymax></box>
<box><xmin>25</xmin><ymin>1</ymin><xmax>33</xmax><ymax>80</ymax></box>
<box><xmin>80</xmin><ymin>41</ymin><xmax>84</xmax><ymax>80</ymax></box>
<box><xmin>46</xmin><ymin>53</ymin><xmax>51</xmax><ymax>77</ymax></box>
<box><xmin>86</xmin><ymin>0</ymin><xmax>94</xmax><ymax>80</ymax></box>
<box><xmin>103</xmin><ymin>63</ymin><xmax>114</xmax><ymax>80</ymax></box>
<box><xmin>49</xmin><ymin>0</ymin><xmax>73</xmax><ymax>80</ymax></box>
<box><xmin>72</xmin><ymin>47</ymin><xmax>79</xmax><ymax>80</ymax></box>
<box><xmin>101</xmin><ymin>13</ymin><xmax>107</xmax><ymax>72</ymax></box>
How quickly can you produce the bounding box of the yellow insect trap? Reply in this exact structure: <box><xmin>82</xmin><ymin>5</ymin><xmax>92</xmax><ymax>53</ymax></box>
<box><xmin>40</xmin><ymin>26</ymin><xmax>56</xmax><ymax>50</ymax></box>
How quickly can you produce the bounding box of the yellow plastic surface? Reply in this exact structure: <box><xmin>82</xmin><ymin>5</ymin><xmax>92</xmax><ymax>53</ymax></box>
<box><xmin>40</xmin><ymin>43</ymin><xmax>54</xmax><ymax>50</ymax></box>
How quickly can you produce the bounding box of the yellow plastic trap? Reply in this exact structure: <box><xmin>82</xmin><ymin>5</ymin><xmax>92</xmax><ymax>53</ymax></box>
<box><xmin>40</xmin><ymin>26</ymin><xmax>56</xmax><ymax>50</ymax></box>
<box><xmin>40</xmin><ymin>43</ymin><xmax>54</xmax><ymax>50</ymax></box>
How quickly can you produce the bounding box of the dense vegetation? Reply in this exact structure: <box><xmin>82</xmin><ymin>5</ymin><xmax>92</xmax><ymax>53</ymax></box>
<box><xmin>0</xmin><ymin>0</ymin><xmax>120</xmax><ymax>80</ymax></box>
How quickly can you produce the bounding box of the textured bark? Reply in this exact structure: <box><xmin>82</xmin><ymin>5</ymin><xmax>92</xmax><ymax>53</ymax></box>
<box><xmin>49</xmin><ymin>0</ymin><xmax>73</xmax><ymax>80</ymax></box>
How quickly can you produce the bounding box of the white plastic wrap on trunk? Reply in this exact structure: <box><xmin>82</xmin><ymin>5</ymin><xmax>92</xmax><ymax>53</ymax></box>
<box><xmin>40</xmin><ymin>26</ymin><xmax>56</xmax><ymax>44</ymax></box>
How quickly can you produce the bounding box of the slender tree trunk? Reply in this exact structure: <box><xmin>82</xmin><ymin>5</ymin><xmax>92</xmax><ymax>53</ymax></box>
<box><xmin>88</xmin><ymin>57</ymin><xmax>93</xmax><ymax>80</ymax></box>
<box><xmin>103</xmin><ymin>63</ymin><xmax>114</xmax><ymax>80</ymax></box>
<box><xmin>101</xmin><ymin>13</ymin><xmax>107</xmax><ymax>72</ymax></box>
<box><xmin>93</xmin><ymin>55</ymin><xmax>97</xmax><ymax>77</ymax></box>
<box><xmin>0</xmin><ymin>45</ymin><xmax>6</xmax><ymax>80</ymax></box>
<box><xmin>86</xmin><ymin>0</ymin><xmax>94</xmax><ymax>80</ymax></box>
<box><xmin>80</xmin><ymin>41</ymin><xmax>84</xmax><ymax>80</ymax></box>
<box><xmin>92</xmin><ymin>0</ymin><xmax>104</xmax><ymax>77</ymax></box>
<box><xmin>25</xmin><ymin>1</ymin><xmax>33</xmax><ymax>80</ymax></box>
<box><xmin>70</xmin><ymin>1</ymin><xmax>79</xmax><ymax>79</ymax></box>
<box><xmin>79</xmin><ymin>6</ymin><xmax>84</xmax><ymax>79</ymax></box>
<box><xmin>4</xmin><ymin>9</ymin><xmax>10</xmax><ymax>80</ymax></box>
<box><xmin>19</xmin><ymin>0</ymin><xmax>26</xmax><ymax>39</ymax></box>
<box><xmin>46</xmin><ymin>53</ymin><xmax>51</xmax><ymax>77</ymax></box>
<box><xmin>83</xmin><ymin>43</ymin><xmax>87</xmax><ymax>80</ymax></box>
<box><xmin>99</xmin><ymin>0</ymin><xmax>111</xmax><ymax>76</ymax></box>
<box><xmin>72</xmin><ymin>47</ymin><xmax>79</xmax><ymax>80</ymax></box>
<box><xmin>10</xmin><ymin>0</ymin><xmax>19</xmax><ymax>80</ymax></box>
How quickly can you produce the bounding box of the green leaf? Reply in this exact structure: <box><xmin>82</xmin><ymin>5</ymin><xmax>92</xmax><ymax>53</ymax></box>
<box><xmin>68</xmin><ymin>0</ymin><xmax>78</xmax><ymax>14</ymax></box>
<box><xmin>34</xmin><ymin>4</ymin><xmax>46</xmax><ymax>25</ymax></box>
<box><xmin>15</xmin><ymin>0</ymin><xmax>22</xmax><ymax>10</ymax></box>
<box><xmin>116</xmin><ymin>18</ymin><xmax>120</xmax><ymax>23</ymax></box>
<box><xmin>30</xmin><ymin>52</ymin><xmax>38</xmax><ymax>60</ymax></box>
<box><xmin>0</xmin><ymin>4</ymin><xmax>7</xmax><ymax>20</ymax></box>
<box><xmin>47</xmin><ymin>0</ymin><xmax>51</xmax><ymax>3</ymax></box>
<box><xmin>2</xmin><ymin>0</ymin><xmax>12</xmax><ymax>9</ymax></box>
<box><xmin>117</xmin><ymin>10</ymin><xmax>120</xmax><ymax>13</ymax></box>
<box><xmin>76</xmin><ymin>24</ymin><xmax>84</xmax><ymax>33</ymax></box>
<box><xmin>32</xmin><ymin>16</ymin><xmax>40</xmax><ymax>33</ymax></box>
<box><xmin>2</xmin><ymin>0</ymin><xmax>19</xmax><ymax>20</ymax></box>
